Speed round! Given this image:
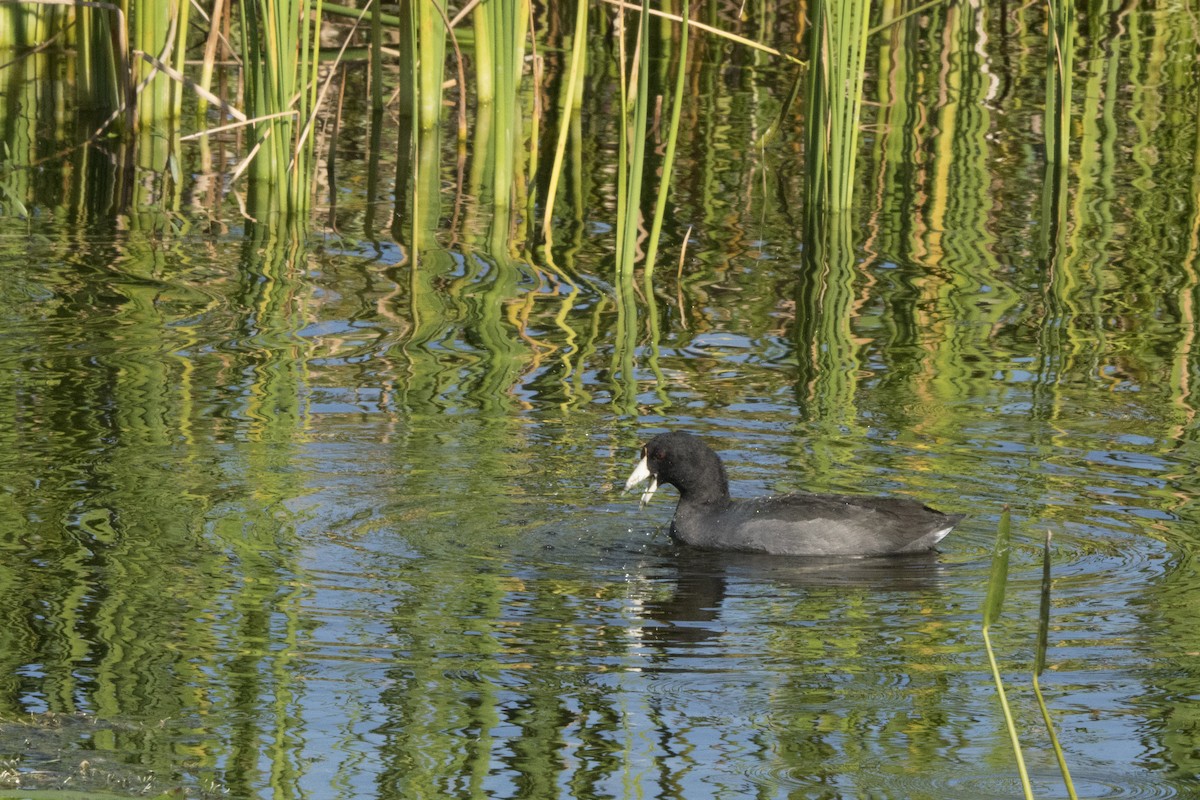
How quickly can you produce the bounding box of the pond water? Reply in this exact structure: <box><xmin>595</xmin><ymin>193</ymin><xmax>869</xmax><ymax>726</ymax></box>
<box><xmin>2</xmin><ymin>3</ymin><xmax>1200</xmax><ymax>800</ymax></box>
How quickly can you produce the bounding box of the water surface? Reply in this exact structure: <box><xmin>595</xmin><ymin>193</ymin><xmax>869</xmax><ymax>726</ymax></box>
<box><xmin>2</xmin><ymin>3</ymin><xmax>1200</xmax><ymax>799</ymax></box>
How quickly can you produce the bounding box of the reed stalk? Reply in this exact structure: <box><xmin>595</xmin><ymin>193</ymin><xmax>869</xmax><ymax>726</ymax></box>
<box><xmin>616</xmin><ymin>0</ymin><xmax>651</xmax><ymax>277</ymax></box>
<box><xmin>541</xmin><ymin>0</ymin><xmax>589</xmax><ymax>243</ymax></box>
<box><xmin>170</xmin><ymin>0</ymin><xmax>191</xmax><ymax>118</ymax></box>
<box><xmin>614</xmin><ymin>4</ymin><xmax>630</xmax><ymax>265</ymax></box>
<box><xmin>237</xmin><ymin>0</ymin><xmax>324</xmax><ymax>218</ymax></box>
<box><xmin>524</xmin><ymin>0</ymin><xmax>539</xmax><ymax>227</ymax></box>
<box><xmin>1032</xmin><ymin>530</ymin><xmax>1079</xmax><ymax>799</ymax></box>
<box><xmin>197</xmin><ymin>0</ymin><xmax>229</xmax><ymax>122</ymax></box>
<box><xmin>398</xmin><ymin>0</ymin><xmax>421</xmax><ymax>248</ymax></box>
<box><xmin>490</xmin><ymin>0</ymin><xmax>529</xmax><ymax>210</ymax></box>
<box><xmin>76</xmin><ymin>2</ymin><xmax>119</xmax><ymax>113</ymax></box>
<box><xmin>131</xmin><ymin>0</ymin><xmax>170</xmax><ymax>132</ymax></box>
<box><xmin>417</xmin><ymin>0</ymin><xmax>446</xmax><ymax>130</ymax></box>
<box><xmin>643</xmin><ymin>0</ymin><xmax>688</xmax><ymax>283</ymax></box>
<box><xmin>370</xmin><ymin>0</ymin><xmax>384</xmax><ymax>112</ymax></box>
<box><xmin>804</xmin><ymin>0</ymin><xmax>870</xmax><ymax>212</ymax></box>
<box><xmin>981</xmin><ymin>507</ymin><xmax>1034</xmax><ymax>800</ymax></box>
<box><xmin>1045</xmin><ymin>0</ymin><xmax>1075</xmax><ymax>167</ymax></box>
<box><xmin>473</xmin><ymin>0</ymin><xmax>495</xmax><ymax>104</ymax></box>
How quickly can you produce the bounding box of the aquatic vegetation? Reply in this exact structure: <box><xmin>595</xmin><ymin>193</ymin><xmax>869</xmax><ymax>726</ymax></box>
<box><xmin>983</xmin><ymin>509</ymin><xmax>1078</xmax><ymax>800</ymax></box>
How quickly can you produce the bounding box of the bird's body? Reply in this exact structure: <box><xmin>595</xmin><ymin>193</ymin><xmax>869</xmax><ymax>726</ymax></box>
<box><xmin>625</xmin><ymin>432</ymin><xmax>961</xmax><ymax>557</ymax></box>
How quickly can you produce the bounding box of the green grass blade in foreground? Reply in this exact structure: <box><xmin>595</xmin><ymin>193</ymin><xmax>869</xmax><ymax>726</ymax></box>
<box><xmin>1033</xmin><ymin>530</ymin><xmax>1080</xmax><ymax>800</ymax></box>
<box><xmin>981</xmin><ymin>507</ymin><xmax>1033</xmax><ymax>800</ymax></box>
<box><xmin>1034</xmin><ymin>528</ymin><xmax>1051</xmax><ymax>675</ymax></box>
<box><xmin>982</xmin><ymin>506</ymin><xmax>1012</xmax><ymax>628</ymax></box>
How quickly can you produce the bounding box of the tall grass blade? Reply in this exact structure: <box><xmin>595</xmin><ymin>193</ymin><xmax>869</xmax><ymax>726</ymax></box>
<box><xmin>1045</xmin><ymin>0</ymin><xmax>1075</xmax><ymax>167</ymax></box>
<box><xmin>1033</xmin><ymin>530</ymin><xmax>1079</xmax><ymax>800</ymax></box>
<box><xmin>370</xmin><ymin>0</ymin><xmax>384</xmax><ymax>112</ymax></box>
<box><xmin>541</xmin><ymin>0</ymin><xmax>588</xmax><ymax>243</ymax></box>
<box><xmin>1034</xmin><ymin>532</ymin><xmax>1051</xmax><ymax>676</ymax></box>
<box><xmin>804</xmin><ymin>0</ymin><xmax>870</xmax><ymax>212</ymax></box>
<box><xmin>617</xmin><ymin>0</ymin><xmax>651</xmax><ymax>277</ymax></box>
<box><xmin>982</xmin><ymin>506</ymin><xmax>1012</xmax><ymax>628</ymax></box>
<box><xmin>614</xmin><ymin>3</ymin><xmax>630</xmax><ymax>264</ymax></box>
<box><xmin>643</xmin><ymin>0</ymin><xmax>688</xmax><ymax>282</ymax></box>
<box><xmin>524</xmin><ymin>0</ymin><xmax>540</xmax><ymax>227</ymax></box>
<box><xmin>488</xmin><ymin>0</ymin><xmax>529</xmax><ymax>210</ymax></box>
<box><xmin>417</xmin><ymin>0</ymin><xmax>447</xmax><ymax>130</ymax></box>
<box><xmin>981</xmin><ymin>507</ymin><xmax>1033</xmax><ymax>800</ymax></box>
<box><xmin>197</xmin><ymin>0</ymin><xmax>229</xmax><ymax>122</ymax></box>
<box><xmin>473</xmin><ymin>0</ymin><xmax>495</xmax><ymax>103</ymax></box>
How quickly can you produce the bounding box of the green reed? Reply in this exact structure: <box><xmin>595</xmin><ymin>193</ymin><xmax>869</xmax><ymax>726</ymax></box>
<box><xmin>981</xmin><ymin>508</ymin><xmax>1033</xmax><ymax>799</ymax></box>
<box><xmin>414</xmin><ymin>0</ymin><xmax>446</xmax><ymax>131</ymax></box>
<box><xmin>129</xmin><ymin>1</ymin><xmax>175</xmax><ymax>128</ymax></box>
<box><xmin>541</xmin><ymin>0</ymin><xmax>588</xmax><ymax>243</ymax></box>
<box><xmin>197</xmin><ymin>0</ymin><xmax>229</xmax><ymax>122</ymax></box>
<box><xmin>1033</xmin><ymin>530</ymin><xmax>1079</xmax><ymax>799</ymax></box>
<box><xmin>615</xmin><ymin>0</ymin><xmax>651</xmax><ymax>278</ymax></box>
<box><xmin>237</xmin><ymin>0</ymin><xmax>325</xmax><ymax>217</ymax></box>
<box><xmin>486</xmin><ymin>0</ymin><xmax>529</xmax><ymax>210</ymax></box>
<box><xmin>982</xmin><ymin>509</ymin><xmax>1077</xmax><ymax>800</ymax></box>
<box><xmin>642</xmin><ymin>0</ymin><xmax>688</xmax><ymax>284</ymax></box>
<box><xmin>1045</xmin><ymin>0</ymin><xmax>1075</xmax><ymax>168</ymax></box>
<box><xmin>77</xmin><ymin>1</ymin><xmax>126</xmax><ymax>117</ymax></box>
<box><xmin>369</xmin><ymin>0</ymin><xmax>384</xmax><ymax>112</ymax></box>
<box><xmin>804</xmin><ymin>0</ymin><xmax>871</xmax><ymax>213</ymax></box>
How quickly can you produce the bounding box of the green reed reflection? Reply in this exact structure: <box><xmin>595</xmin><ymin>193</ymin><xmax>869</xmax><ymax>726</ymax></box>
<box><xmin>0</xmin><ymin>221</ymin><xmax>332</xmax><ymax>794</ymax></box>
<box><xmin>796</xmin><ymin>213</ymin><xmax>860</xmax><ymax>439</ymax></box>
<box><xmin>4</xmin><ymin>2</ymin><xmax>1200</xmax><ymax>798</ymax></box>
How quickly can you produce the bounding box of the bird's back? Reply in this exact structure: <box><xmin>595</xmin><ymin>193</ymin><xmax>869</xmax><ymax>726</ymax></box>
<box><xmin>671</xmin><ymin>491</ymin><xmax>962</xmax><ymax>557</ymax></box>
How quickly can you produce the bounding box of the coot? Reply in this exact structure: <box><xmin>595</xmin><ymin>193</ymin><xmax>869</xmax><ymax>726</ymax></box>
<box><xmin>625</xmin><ymin>432</ymin><xmax>962</xmax><ymax>557</ymax></box>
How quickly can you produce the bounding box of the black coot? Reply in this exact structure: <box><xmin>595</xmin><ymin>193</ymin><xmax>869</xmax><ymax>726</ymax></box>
<box><xmin>625</xmin><ymin>432</ymin><xmax>962</xmax><ymax>557</ymax></box>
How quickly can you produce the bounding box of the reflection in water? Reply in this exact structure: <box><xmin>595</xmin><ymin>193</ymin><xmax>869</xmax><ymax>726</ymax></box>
<box><xmin>2</xmin><ymin>3</ymin><xmax>1200</xmax><ymax>798</ymax></box>
<box><xmin>640</xmin><ymin>550</ymin><xmax>948</xmax><ymax>649</ymax></box>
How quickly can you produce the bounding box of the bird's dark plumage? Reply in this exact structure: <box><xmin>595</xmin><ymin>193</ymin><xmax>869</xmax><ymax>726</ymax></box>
<box><xmin>625</xmin><ymin>432</ymin><xmax>962</xmax><ymax>557</ymax></box>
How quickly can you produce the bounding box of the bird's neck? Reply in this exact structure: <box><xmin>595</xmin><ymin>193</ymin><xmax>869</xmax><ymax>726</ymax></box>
<box><xmin>670</xmin><ymin>449</ymin><xmax>731</xmax><ymax>507</ymax></box>
<box><xmin>678</xmin><ymin>481</ymin><xmax>730</xmax><ymax>507</ymax></box>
